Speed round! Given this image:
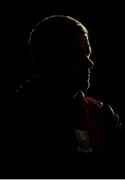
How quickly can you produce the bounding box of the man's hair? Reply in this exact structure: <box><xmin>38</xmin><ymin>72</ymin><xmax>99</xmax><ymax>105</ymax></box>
<box><xmin>28</xmin><ymin>15</ymin><xmax>88</xmax><ymax>65</ymax></box>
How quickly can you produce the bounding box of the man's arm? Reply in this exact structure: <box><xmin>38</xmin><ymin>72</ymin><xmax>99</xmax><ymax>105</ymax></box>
<box><xmin>102</xmin><ymin>103</ymin><xmax>124</xmax><ymax>155</ymax></box>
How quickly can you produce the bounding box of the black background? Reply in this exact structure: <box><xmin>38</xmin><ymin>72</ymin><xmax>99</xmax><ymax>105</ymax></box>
<box><xmin>0</xmin><ymin>1</ymin><xmax>125</xmax><ymax>178</ymax></box>
<box><xmin>2</xmin><ymin>1</ymin><xmax>124</xmax><ymax>123</ymax></box>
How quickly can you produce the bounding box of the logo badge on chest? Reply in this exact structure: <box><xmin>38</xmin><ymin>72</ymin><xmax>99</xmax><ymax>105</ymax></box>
<box><xmin>74</xmin><ymin>129</ymin><xmax>92</xmax><ymax>153</ymax></box>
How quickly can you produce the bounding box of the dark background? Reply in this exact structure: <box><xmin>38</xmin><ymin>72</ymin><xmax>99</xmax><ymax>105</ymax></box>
<box><xmin>2</xmin><ymin>1</ymin><xmax>124</xmax><ymax>123</ymax></box>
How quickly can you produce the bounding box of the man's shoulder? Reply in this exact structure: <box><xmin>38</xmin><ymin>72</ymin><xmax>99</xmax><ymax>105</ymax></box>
<box><xmin>81</xmin><ymin>93</ymin><xmax>115</xmax><ymax>115</ymax></box>
<box><xmin>83</xmin><ymin>96</ymin><xmax>103</xmax><ymax>108</ymax></box>
<box><xmin>83</xmin><ymin>95</ymin><xmax>118</xmax><ymax>120</ymax></box>
<box><xmin>82</xmin><ymin>93</ymin><xmax>122</xmax><ymax>132</ymax></box>
<box><xmin>77</xmin><ymin>92</ymin><xmax>120</xmax><ymax>125</ymax></box>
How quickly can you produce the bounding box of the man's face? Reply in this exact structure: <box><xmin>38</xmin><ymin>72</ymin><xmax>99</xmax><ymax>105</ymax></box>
<box><xmin>62</xmin><ymin>32</ymin><xmax>94</xmax><ymax>93</ymax></box>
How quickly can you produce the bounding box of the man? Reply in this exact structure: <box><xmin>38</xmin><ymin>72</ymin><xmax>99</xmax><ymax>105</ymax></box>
<box><xmin>7</xmin><ymin>15</ymin><xmax>124</xmax><ymax>178</ymax></box>
<box><xmin>27</xmin><ymin>15</ymin><xmax>122</xmax><ymax>152</ymax></box>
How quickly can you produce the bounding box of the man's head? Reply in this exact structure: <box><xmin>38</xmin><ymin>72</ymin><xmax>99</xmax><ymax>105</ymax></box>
<box><xmin>29</xmin><ymin>15</ymin><xmax>94</xmax><ymax>94</ymax></box>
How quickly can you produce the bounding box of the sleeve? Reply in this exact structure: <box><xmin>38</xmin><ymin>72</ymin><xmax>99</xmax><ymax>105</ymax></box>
<box><xmin>102</xmin><ymin>103</ymin><xmax>124</xmax><ymax>155</ymax></box>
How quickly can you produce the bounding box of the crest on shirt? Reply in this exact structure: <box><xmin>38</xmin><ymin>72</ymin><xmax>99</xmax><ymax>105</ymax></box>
<box><xmin>74</xmin><ymin>129</ymin><xmax>92</xmax><ymax>153</ymax></box>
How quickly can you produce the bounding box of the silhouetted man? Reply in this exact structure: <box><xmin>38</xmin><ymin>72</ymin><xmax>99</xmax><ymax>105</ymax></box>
<box><xmin>6</xmin><ymin>15</ymin><xmax>124</xmax><ymax>178</ymax></box>
<box><xmin>27</xmin><ymin>14</ymin><xmax>122</xmax><ymax>151</ymax></box>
